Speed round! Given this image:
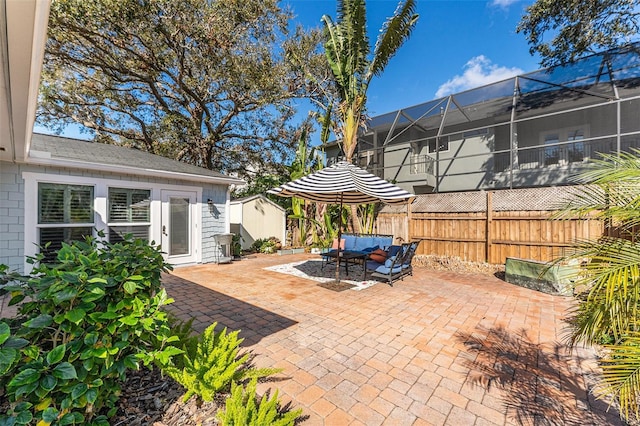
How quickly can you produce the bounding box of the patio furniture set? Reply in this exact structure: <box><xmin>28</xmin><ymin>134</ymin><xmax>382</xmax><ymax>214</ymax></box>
<box><xmin>320</xmin><ymin>233</ymin><xmax>419</xmax><ymax>285</ymax></box>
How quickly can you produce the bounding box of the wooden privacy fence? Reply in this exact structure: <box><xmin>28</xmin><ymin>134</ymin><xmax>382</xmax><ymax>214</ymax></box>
<box><xmin>376</xmin><ymin>186</ymin><xmax>604</xmax><ymax>265</ymax></box>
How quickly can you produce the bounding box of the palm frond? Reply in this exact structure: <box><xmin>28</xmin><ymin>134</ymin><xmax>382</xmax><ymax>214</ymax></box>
<box><xmin>555</xmin><ymin>150</ymin><xmax>640</xmax><ymax>230</ymax></box>
<box><xmin>321</xmin><ymin>15</ymin><xmax>348</xmax><ymax>92</ymax></box>
<box><xmin>599</xmin><ymin>334</ymin><xmax>640</xmax><ymax>420</ymax></box>
<box><xmin>325</xmin><ymin>0</ymin><xmax>370</xmax><ymax>104</ymax></box>
<box><xmin>319</xmin><ymin>103</ymin><xmax>333</xmax><ymax>145</ymax></box>
<box><xmin>349</xmin><ymin>0</ymin><xmax>370</xmax><ymax>76</ymax></box>
<box><xmin>369</xmin><ymin>0</ymin><xmax>419</xmax><ymax>80</ymax></box>
<box><xmin>565</xmin><ymin>237</ymin><xmax>640</xmax><ymax>344</ymax></box>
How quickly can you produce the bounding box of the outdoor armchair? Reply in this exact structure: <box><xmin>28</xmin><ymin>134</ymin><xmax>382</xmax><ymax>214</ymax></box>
<box><xmin>368</xmin><ymin>241</ymin><xmax>419</xmax><ymax>286</ymax></box>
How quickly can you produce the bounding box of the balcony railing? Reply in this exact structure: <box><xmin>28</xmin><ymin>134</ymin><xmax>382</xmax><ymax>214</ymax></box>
<box><xmin>410</xmin><ymin>155</ymin><xmax>435</xmax><ymax>175</ymax></box>
<box><xmin>493</xmin><ymin>138</ymin><xmax>639</xmax><ymax>172</ymax></box>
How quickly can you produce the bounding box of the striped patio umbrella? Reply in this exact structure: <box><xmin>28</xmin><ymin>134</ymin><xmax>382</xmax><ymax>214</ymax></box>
<box><xmin>268</xmin><ymin>161</ymin><xmax>414</xmax><ymax>283</ymax></box>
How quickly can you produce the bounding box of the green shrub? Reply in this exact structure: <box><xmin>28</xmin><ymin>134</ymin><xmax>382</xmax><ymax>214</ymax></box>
<box><xmin>161</xmin><ymin>322</ymin><xmax>279</xmax><ymax>403</ymax></box>
<box><xmin>250</xmin><ymin>237</ymin><xmax>280</xmax><ymax>254</ymax></box>
<box><xmin>0</xmin><ymin>235</ymin><xmax>181</xmax><ymax>425</ymax></box>
<box><xmin>232</xmin><ymin>234</ymin><xmax>243</xmax><ymax>258</ymax></box>
<box><xmin>217</xmin><ymin>378</ymin><xmax>303</xmax><ymax>426</ymax></box>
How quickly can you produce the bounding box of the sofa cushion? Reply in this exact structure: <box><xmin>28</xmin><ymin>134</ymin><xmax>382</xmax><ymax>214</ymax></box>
<box><xmin>375</xmin><ymin>264</ymin><xmax>404</xmax><ymax>275</ymax></box>
<box><xmin>369</xmin><ymin>248</ymin><xmax>387</xmax><ymax>263</ymax></box>
<box><xmin>387</xmin><ymin>245</ymin><xmax>403</xmax><ymax>258</ymax></box>
<box><xmin>343</xmin><ymin>234</ymin><xmax>358</xmax><ymax>251</ymax></box>
<box><xmin>331</xmin><ymin>238</ymin><xmax>345</xmax><ymax>250</ymax></box>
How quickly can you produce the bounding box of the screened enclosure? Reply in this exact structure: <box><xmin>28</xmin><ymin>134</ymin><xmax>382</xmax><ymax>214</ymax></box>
<box><xmin>327</xmin><ymin>44</ymin><xmax>640</xmax><ymax>194</ymax></box>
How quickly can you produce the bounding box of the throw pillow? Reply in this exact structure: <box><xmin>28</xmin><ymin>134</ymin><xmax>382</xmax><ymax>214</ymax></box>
<box><xmin>369</xmin><ymin>248</ymin><xmax>387</xmax><ymax>263</ymax></box>
<box><xmin>331</xmin><ymin>238</ymin><xmax>346</xmax><ymax>250</ymax></box>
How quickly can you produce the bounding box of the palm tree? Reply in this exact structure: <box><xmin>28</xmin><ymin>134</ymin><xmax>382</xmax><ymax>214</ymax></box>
<box><xmin>558</xmin><ymin>150</ymin><xmax>640</xmax><ymax>421</ymax></box>
<box><xmin>322</xmin><ymin>0</ymin><xmax>418</xmax><ymax>162</ymax></box>
<box><xmin>322</xmin><ymin>0</ymin><xmax>418</xmax><ymax>232</ymax></box>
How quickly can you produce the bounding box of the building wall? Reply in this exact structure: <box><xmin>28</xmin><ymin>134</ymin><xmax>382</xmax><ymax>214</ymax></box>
<box><xmin>0</xmin><ymin>161</ymin><xmax>228</xmax><ymax>273</ymax></box>
<box><xmin>340</xmin><ymin>99</ymin><xmax>631</xmax><ymax>193</ymax></box>
<box><xmin>201</xmin><ymin>186</ymin><xmax>230</xmax><ymax>263</ymax></box>
<box><xmin>230</xmin><ymin>197</ymin><xmax>286</xmax><ymax>249</ymax></box>
<box><xmin>0</xmin><ymin>163</ymin><xmax>25</xmax><ymax>273</ymax></box>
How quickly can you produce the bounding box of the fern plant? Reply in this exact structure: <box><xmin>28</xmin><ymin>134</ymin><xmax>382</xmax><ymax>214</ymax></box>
<box><xmin>163</xmin><ymin>322</ymin><xmax>279</xmax><ymax>403</ymax></box>
<box><xmin>217</xmin><ymin>378</ymin><xmax>303</xmax><ymax>426</ymax></box>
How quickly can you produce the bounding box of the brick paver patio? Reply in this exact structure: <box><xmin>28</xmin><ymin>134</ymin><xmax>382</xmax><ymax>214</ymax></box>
<box><xmin>164</xmin><ymin>253</ymin><xmax>623</xmax><ymax>426</ymax></box>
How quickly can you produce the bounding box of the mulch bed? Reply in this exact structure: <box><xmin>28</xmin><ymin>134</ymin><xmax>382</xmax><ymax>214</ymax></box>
<box><xmin>317</xmin><ymin>280</ymin><xmax>356</xmax><ymax>292</ymax></box>
<box><xmin>413</xmin><ymin>254</ymin><xmax>505</xmax><ymax>278</ymax></box>
<box><xmin>112</xmin><ymin>367</ymin><xmax>224</xmax><ymax>426</ymax></box>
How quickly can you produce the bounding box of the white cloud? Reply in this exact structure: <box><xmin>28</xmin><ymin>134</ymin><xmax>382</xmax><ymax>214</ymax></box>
<box><xmin>435</xmin><ymin>56</ymin><xmax>523</xmax><ymax>98</ymax></box>
<box><xmin>490</xmin><ymin>0</ymin><xmax>520</xmax><ymax>7</ymax></box>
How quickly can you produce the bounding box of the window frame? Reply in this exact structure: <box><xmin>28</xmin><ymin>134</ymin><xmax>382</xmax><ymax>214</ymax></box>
<box><xmin>427</xmin><ymin>136</ymin><xmax>450</xmax><ymax>154</ymax></box>
<box><xmin>22</xmin><ymin>172</ymin><xmax>204</xmax><ymax>272</ymax></box>
<box><xmin>36</xmin><ymin>183</ymin><xmax>96</xmax><ymax>260</ymax></box>
<box><xmin>539</xmin><ymin>125</ymin><xmax>590</xmax><ymax>166</ymax></box>
<box><xmin>107</xmin><ymin>187</ymin><xmax>152</xmax><ymax>243</ymax></box>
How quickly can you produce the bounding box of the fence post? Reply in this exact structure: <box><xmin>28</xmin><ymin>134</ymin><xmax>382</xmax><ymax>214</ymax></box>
<box><xmin>486</xmin><ymin>191</ymin><xmax>493</xmax><ymax>263</ymax></box>
<box><xmin>407</xmin><ymin>200</ymin><xmax>412</xmax><ymax>242</ymax></box>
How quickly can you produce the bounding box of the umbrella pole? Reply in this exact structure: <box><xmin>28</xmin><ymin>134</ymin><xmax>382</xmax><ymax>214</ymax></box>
<box><xmin>335</xmin><ymin>193</ymin><xmax>343</xmax><ymax>283</ymax></box>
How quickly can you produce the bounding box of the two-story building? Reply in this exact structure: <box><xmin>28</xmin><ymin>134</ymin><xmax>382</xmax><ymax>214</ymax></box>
<box><xmin>325</xmin><ymin>44</ymin><xmax>640</xmax><ymax>194</ymax></box>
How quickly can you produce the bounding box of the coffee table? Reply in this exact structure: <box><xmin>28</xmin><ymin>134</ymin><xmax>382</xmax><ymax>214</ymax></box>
<box><xmin>320</xmin><ymin>250</ymin><xmax>367</xmax><ymax>280</ymax></box>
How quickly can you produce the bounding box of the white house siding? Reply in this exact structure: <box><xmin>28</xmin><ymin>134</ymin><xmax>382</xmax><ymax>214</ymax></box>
<box><xmin>0</xmin><ymin>162</ymin><xmax>25</xmax><ymax>272</ymax></box>
<box><xmin>201</xmin><ymin>186</ymin><xmax>229</xmax><ymax>263</ymax></box>
<box><xmin>0</xmin><ymin>162</ymin><xmax>229</xmax><ymax>273</ymax></box>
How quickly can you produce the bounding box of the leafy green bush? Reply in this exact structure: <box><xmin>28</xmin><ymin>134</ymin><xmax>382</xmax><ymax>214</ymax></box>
<box><xmin>0</xmin><ymin>235</ymin><xmax>180</xmax><ymax>425</ymax></box>
<box><xmin>161</xmin><ymin>322</ymin><xmax>279</xmax><ymax>403</ymax></box>
<box><xmin>217</xmin><ymin>378</ymin><xmax>303</xmax><ymax>426</ymax></box>
<box><xmin>232</xmin><ymin>234</ymin><xmax>243</xmax><ymax>258</ymax></box>
<box><xmin>250</xmin><ymin>237</ymin><xmax>280</xmax><ymax>254</ymax></box>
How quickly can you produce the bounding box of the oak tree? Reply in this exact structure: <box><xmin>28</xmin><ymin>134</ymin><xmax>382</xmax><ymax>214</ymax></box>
<box><xmin>38</xmin><ymin>0</ymin><xmax>323</xmax><ymax>179</ymax></box>
<box><xmin>518</xmin><ymin>0</ymin><xmax>640</xmax><ymax>67</ymax></box>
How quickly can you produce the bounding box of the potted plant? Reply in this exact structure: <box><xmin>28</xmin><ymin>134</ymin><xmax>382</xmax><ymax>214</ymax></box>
<box><xmin>232</xmin><ymin>234</ymin><xmax>242</xmax><ymax>260</ymax></box>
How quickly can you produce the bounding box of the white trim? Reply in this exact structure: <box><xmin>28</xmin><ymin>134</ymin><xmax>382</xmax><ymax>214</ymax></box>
<box><xmin>229</xmin><ymin>194</ymin><xmax>286</xmax><ymax>212</ymax></box>
<box><xmin>22</xmin><ymin>0</ymin><xmax>52</xmax><ymax>160</ymax></box>
<box><xmin>161</xmin><ymin>190</ymin><xmax>200</xmax><ymax>264</ymax></box>
<box><xmin>539</xmin><ymin>125</ymin><xmax>590</xmax><ymax>145</ymax></box>
<box><xmin>225</xmin><ymin>187</ymin><xmax>231</xmax><ymax>233</ymax></box>
<box><xmin>22</xmin><ymin>171</ymin><xmax>203</xmax><ymax>272</ymax></box>
<box><xmin>538</xmin><ymin>125</ymin><xmax>591</xmax><ymax>166</ymax></box>
<box><xmin>282</xmin><ymin>203</ymin><xmax>287</xmax><ymax>246</ymax></box>
<box><xmin>24</xmin><ymin>156</ymin><xmax>244</xmax><ymax>186</ymax></box>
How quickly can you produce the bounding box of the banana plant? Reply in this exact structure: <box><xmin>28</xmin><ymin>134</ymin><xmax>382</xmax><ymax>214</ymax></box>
<box><xmin>321</xmin><ymin>0</ymin><xmax>418</xmax><ymax>233</ymax></box>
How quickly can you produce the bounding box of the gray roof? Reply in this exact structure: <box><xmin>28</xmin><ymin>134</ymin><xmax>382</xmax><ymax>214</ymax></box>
<box><xmin>30</xmin><ymin>133</ymin><xmax>241</xmax><ymax>183</ymax></box>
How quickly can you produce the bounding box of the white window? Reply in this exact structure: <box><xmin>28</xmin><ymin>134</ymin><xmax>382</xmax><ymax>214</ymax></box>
<box><xmin>543</xmin><ymin>133</ymin><xmax>560</xmax><ymax>166</ymax></box>
<box><xmin>23</xmin><ymin>172</ymin><xmax>204</xmax><ymax>272</ymax></box>
<box><xmin>539</xmin><ymin>126</ymin><xmax>589</xmax><ymax>167</ymax></box>
<box><xmin>108</xmin><ymin>187</ymin><xmax>151</xmax><ymax>242</ymax></box>
<box><xmin>37</xmin><ymin>183</ymin><xmax>95</xmax><ymax>261</ymax></box>
<box><xmin>566</xmin><ymin>128</ymin><xmax>586</xmax><ymax>163</ymax></box>
<box><xmin>428</xmin><ymin>137</ymin><xmax>449</xmax><ymax>154</ymax></box>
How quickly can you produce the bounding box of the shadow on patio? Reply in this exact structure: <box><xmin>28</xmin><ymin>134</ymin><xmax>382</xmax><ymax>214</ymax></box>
<box><xmin>162</xmin><ymin>273</ymin><xmax>298</xmax><ymax>347</ymax></box>
<box><xmin>456</xmin><ymin>326</ymin><xmax>623</xmax><ymax>426</ymax></box>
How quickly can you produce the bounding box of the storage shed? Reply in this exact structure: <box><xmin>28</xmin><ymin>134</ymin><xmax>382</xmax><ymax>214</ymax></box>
<box><xmin>230</xmin><ymin>195</ymin><xmax>286</xmax><ymax>250</ymax></box>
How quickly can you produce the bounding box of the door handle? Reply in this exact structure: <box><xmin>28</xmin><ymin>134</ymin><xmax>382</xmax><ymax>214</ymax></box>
<box><xmin>162</xmin><ymin>225</ymin><xmax>167</xmax><ymax>236</ymax></box>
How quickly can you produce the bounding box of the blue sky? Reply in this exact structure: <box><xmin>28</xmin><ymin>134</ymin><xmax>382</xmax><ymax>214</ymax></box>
<box><xmin>37</xmin><ymin>0</ymin><xmax>543</xmax><ymax>141</ymax></box>
<box><xmin>285</xmin><ymin>0</ymin><xmax>540</xmax><ymax>118</ymax></box>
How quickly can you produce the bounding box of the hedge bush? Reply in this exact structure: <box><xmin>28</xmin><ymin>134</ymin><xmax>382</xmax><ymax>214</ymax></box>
<box><xmin>0</xmin><ymin>235</ymin><xmax>180</xmax><ymax>425</ymax></box>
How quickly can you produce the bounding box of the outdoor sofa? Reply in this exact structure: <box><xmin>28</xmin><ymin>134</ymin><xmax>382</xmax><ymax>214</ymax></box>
<box><xmin>320</xmin><ymin>233</ymin><xmax>394</xmax><ymax>270</ymax></box>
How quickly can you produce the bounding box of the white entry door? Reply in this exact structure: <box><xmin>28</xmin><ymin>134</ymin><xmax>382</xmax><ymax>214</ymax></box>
<box><xmin>161</xmin><ymin>190</ymin><xmax>198</xmax><ymax>264</ymax></box>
